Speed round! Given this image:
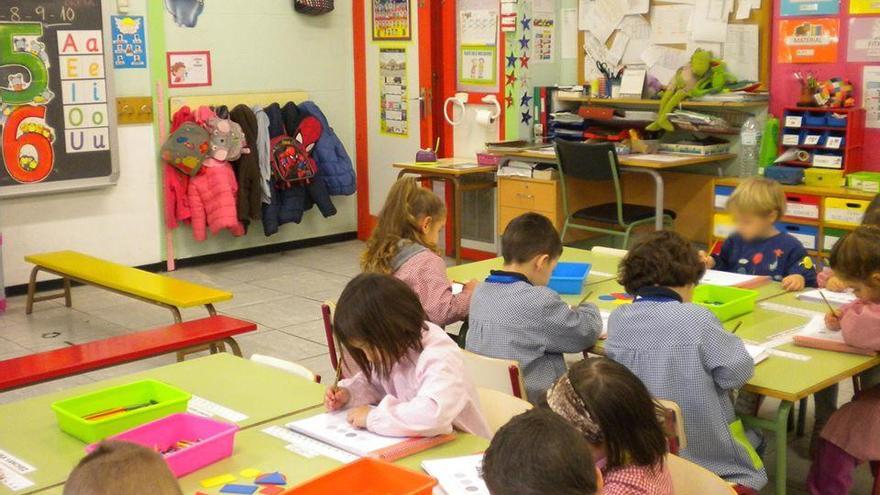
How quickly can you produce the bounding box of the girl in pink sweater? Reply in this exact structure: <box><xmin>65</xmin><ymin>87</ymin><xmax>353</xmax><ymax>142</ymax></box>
<box><xmin>325</xmin><ymin>273</ymin><xmax>490</xmax><ymax>439</ymax></box>
<box><xmin>361</xmin><ymin>177</ymin><xmax>477</xmax><ymax>327</ymax></box>
<box><xmin>807</xmin><ymin>226</ymin><xmax>880</xmax><ymax>495</ymax></box>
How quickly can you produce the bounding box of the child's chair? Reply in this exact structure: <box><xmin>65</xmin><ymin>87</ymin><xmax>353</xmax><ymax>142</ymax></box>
<box><xmin>667</xmin><ymin>454</ymin><xmax>736</xmax><ymax>495</ymax></box>
<box><xmin>657</xmin><ymin>398</ymin><xmax>687</xmax><ymax>455</ymax></box>
<box><xmin>461</xmin><ymin>350</ymin><xmax>527</xmax><ymax>399</ymax></box>
<box><xmin>250</xmin><ymin>354</ymin><xmax>321</xmax><ymax>383</ymax></box>
<box><xmin>477</xmin><ymin>387</ymin><xmax>533</xmax><ymax>436</ymax></box>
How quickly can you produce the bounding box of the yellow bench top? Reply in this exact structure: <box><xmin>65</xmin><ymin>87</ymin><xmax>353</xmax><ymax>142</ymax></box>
<box><xmin>26</xmin><ymin>251</ymin><xmax>232</xmax><ymax>308</ymax></box>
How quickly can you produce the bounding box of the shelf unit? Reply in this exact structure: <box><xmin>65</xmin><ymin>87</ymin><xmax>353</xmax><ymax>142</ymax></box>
<box><xmin>778</xmin><ymin>107</ymin><xmax>865</xmax><ymax>174</ymax></box>
<box><xmin>556</xmin><ymin>95</ymin><xmax>769</xmax><ymax>109</ymax></box>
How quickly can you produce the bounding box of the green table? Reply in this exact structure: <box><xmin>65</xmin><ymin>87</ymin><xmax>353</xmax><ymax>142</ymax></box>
<box><xmin>0</xmin><ymin>354</ymin><xmax>325</xmax><ymax>495</ymax></box>
<box><xmin>447</xmin><ymin>247</ymin><xmax>620</xmax><ymax>294</ymax></box>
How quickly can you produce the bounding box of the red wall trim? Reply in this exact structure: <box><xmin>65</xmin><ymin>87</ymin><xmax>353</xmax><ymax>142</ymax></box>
<box><xmin>354</xmin><ymin>0</ymin><xmax>371</xmax><ymax>240</ymax></box>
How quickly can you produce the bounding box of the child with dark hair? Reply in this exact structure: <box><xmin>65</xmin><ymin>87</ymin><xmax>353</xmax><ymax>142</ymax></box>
<box><xmin>466</xmin><ymin>212</ymin><xmax>602</xmax><ymax>402</ymax></box>
<box><xmin>63</xmin><ymin>441</ymin><xmax>182</xmax><ymax>495</ymax></box>
<box><xmin>325</xmin><ymin>273</ymin><xmax>490</xmax><ymax>438</ymax></box>
<box><xmin>807</xmin><ymin>226</ymin><xmax>880</xmax><ymax>495</ymax></box>
<box><xmin>483</xmin><ymin>408</ymin><xmax>601</xmax><ymax>495</ymax></box>
<box><xmin>607</xmin><ymin>231</ymin><xmax>767</xmax><ymax>492</ymax></box>
<box><xmin>546</xmin><ymin>358</ymin><xmax>672</xmax><ymax>494</ymax></box>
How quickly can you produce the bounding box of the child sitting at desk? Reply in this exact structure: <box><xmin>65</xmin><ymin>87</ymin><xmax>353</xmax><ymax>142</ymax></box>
<box><xmin>546</xmin><ymin>358</ymin><xmax>673</xmax><ymax>495</ymax></box>
<box><xmin>807</xmin><ymin>226</ymin><xmax>880</xmax><ymax>495</ymax></box>
<box><xmin>607</xmin><ymin>231</ymin><xmax>767</xmax><ymax>493</ymax></box>
<box><xmin>325</xmin><ymin>273</ymin><xmax>490</xmax><ymax>439</ymax></box>
<box><xmin>63</xmin><ymin>441</ymin><xmax>182</xmax><ymax>495</ymax></box>
<box><xmin>818</xmin><ymin>194</ymin><xmax>880</xmax><ymax>292</ymax></box>
<box><xmin>361</xmin><ymin>177</ymin><xmax>477</xmax><ymax>327</ymax></box>
<box><xmin>700</xmin><ymin>177</ymin><xmax>817</xmax><ymax>291</ymax></box>
<box><xmin>465</xmin><ymin>212</ymin><xmax>603</xmax><ymax>403</ymax></box>
<box><xmin>483</xmin><ymin>408</ymin><xmax>602</xmax><ymax>495</ymax></box>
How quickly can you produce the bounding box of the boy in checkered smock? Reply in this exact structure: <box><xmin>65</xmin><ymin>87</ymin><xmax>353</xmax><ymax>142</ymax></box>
<box><xmin>466</xmin><ymin>213</ymin><xmax>602</xmax><ymax>403</ymax></box>
<box><xmin>607</xmin><ymin>231</ymin><xmax>767</xmax><ymax>493</ymax></box>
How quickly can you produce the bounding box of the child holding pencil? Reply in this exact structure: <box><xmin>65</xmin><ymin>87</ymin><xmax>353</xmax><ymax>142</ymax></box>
<box><xmin>324</xmin><ymin>273</ymin><xmax>490</xmax><ymax>439</ymax></box>
<box><xmin>807</xmin><ymin>226</ymin><xmax>880</xmax><ymax>495</ymax></box>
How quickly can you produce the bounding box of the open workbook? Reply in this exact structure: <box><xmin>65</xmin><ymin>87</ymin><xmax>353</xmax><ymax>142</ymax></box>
<box><xmin>700</xmin><ymin>270</ymin><xmax>768</xmax><ymax>288</ymax></box>
<box><xmin>792</xmin><ymin>315</ymin><xmax>878</xmax><ymax>356</ymax></box>
<box><xmin>744</xmin><ymin>343</ymin><xmax>770</xmax><ymax>365</ymax></box>
<box><xmin>422</xmin><ymin>454</ymin><xmax>489</xmax><ymax>495</ymax></box>
<box><xmin>285</xmin><ymin>410</ymin><xmax>455</xmax><ymax>462</ymax></box>
<box><xmin>797</xmin><ymin>289</ymin><xmax>857</xmax><ymax>307</ymax></box>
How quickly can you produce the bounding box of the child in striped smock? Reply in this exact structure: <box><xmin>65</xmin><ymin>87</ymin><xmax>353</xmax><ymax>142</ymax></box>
<box><xmin>546</xmin><ymin>358</ymin><xmax>673</xmax><ymax>495</ymax></box>
<box><xmin>361</xmin><ymin>177</ymin><xmax>477</xmax><ymax>327</ymax></box>
<box><xmin>607</xmin><ymin>231</ymin><xmax>767</xmax><ymax>493</ymax></box>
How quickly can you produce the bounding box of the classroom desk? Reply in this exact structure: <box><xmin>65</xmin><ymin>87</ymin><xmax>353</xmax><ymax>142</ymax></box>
<box><xmin>445</xmin><ymin>247</ymin><xmax>622</xmax><ymax>291</ymax></box>
<box><xmin>393</xmin><ymin>159</ymin><xmax>498</xmax><ymax>264</ymax></box>
<box><xmin>0</xmin><ymin>354</ymin><xmax>324</xmax><ymax>495</ymax></box>
<box><xmin>493</xmin><ymin>149</ymin><xmax>735</xmax><ymax>231</ymax></box>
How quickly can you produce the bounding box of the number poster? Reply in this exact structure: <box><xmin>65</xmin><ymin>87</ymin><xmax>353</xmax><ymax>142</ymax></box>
<box><xmin>372</xmin><ymin>0</ymin><xmax>411</xmax><ymax>41</ymax></box>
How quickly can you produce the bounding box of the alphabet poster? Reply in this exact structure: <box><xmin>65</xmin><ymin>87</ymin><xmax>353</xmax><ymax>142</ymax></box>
<box><xmin>0</xmin><ymin>0</ymin><xmax>118</xmax><ymax>197</ymax></box>
<box><xmin>777</xmin><ymin>18</ymin><xmax>840</xmax><ymax>63</ymax></box>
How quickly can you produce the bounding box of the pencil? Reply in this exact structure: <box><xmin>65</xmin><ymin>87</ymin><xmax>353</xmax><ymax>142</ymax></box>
<box><xmin>577</xmin><ymin>291</ymin><xmax>594</xmax><ymax>306</ymax></box>
<box><xmin>332</xmin><ymin>348</ymin><xmax>344</xmax><ymax>390</ymax></box>
<box><xmin>731</xmin><ymin>321</ymin><xmax>743</xmax><ymax>334</ymax></box>
<box><xmin>709</xmin><ymin>240</ymin><xmax>720</xmax><ymax>255</ymax></box>
<box><xmin>818</xmin><ymin>290</ymin><xmax>839</xmax><ymax>317</ymax></box>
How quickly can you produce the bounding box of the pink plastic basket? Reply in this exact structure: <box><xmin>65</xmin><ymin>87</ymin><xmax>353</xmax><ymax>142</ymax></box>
<box><xmin>87</xmin><ymin>413</ymin><xmax>238</xmax><ymax>477</ymax></box>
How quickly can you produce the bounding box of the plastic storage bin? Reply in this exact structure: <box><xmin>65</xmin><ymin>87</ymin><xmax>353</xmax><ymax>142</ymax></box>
<box><xmin>283</xmin><ymin>458</ymin><xmax>437</xmax><ymax>495</ymax></box>
<box><xmin>764</xmin><ymin>166</ymin><xmax>804</xmax><ymax>185</ymax></box>
<box><xmin>713</xmin><ymin>213</ymin><xmax>735</xmax><ymax>238</ymax></box>
<box><xmin>693</xmin><ymin>285</ymin><xmax>758</xmax><ymax>322</ymax></box>
<box><xmin>87</xmin><ymin>413</ymin><xmax>238</xmax><ymax>478</ymax></box>
<box><xmin>548</xmin><ymin>262</ymin><xmax>591</xmax><ymax>294</ymax></box>
<box><xmin>779</xmin><ymin>222</ymin><xmax>819</xmax><ymax>250</ymax></box>
<box><xmin>847</xmin><ymin>171</ymin><xmax>880</xmax><ymax>193</ymax></box>
<box><xmin>827</xmin><ymin>112</ymin><xmax>848</xmax><ymax>127</ymax></box>
<box><xmin>823</xmin><ymin>227</ymin><xmax>849</xmax><ymax>253</ymax></box>
<box><xmin>804</xmin><ymin>112</ymin><xmax>827</xmax><ymax>127</ymax></box>
<box><xmin>824</xmin><ymin>197</ymin><xmax>870</xmax><ymax>226</ymax></box>
<box><xmin>784</xmin><ymin>193</ymin><xmax>820</xmax><ymax>220</ymax></box>
<box><xmin>714</xmin><ymin>185</ymin><xmax>734</xmax><ymax>209</ymax></box>
<box><xmin>804</xmin><ymin>168</ymin><xmax>844</xmax><ymax>188</ymax></box>
<box><xmin>52</xmin><ymin>380</ymin><xmax>191</xmax><ymax>443</ymax></box>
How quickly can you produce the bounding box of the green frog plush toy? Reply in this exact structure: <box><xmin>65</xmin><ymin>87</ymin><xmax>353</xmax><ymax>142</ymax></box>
<box><xmin>647</xmin><ymin>49</ymin><xmax>737</xmax><ymax>132</ymax></box>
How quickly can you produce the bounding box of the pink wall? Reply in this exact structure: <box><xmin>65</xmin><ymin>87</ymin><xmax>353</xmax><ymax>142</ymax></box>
<box><xmin>770</xmin><ymin>0</ymin><xmax>879</xmax><ymax>170</ymax></box>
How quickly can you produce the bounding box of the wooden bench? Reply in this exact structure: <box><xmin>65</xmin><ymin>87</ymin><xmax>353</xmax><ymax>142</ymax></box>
<box><xmin>25</xmin><ymin>251</ymin><xmax>232</xmax><ymax>322</ymax></box>
<box><xmin>0</xmin><ymin>315</ymin><xmax>256</xmax><ymax>392</ymax></box>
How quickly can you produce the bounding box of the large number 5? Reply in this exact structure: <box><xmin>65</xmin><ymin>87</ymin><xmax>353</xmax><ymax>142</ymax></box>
<box><xmin>0</xmin><ymin>23</ymin><xmax>48</xmax><ymax>105</ymax></box>
<box><xmin>2</xmin><ymin>105</ymin><xmax>54</xmax><ymax>183</ymax></box>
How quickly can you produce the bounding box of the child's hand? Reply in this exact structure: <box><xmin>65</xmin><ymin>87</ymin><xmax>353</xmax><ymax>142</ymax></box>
<box><xmin>464</xmin><ymin>279</ymin><xmax>479</xmax><ymax>293</ymax></box>
<box><xmin>324</xmin><ymin>387</ymin><xmax>351</xmax><ymax>411</ymax></box>
<box><xmin>346</xmin><ymin>406</ymin><xmax>371</xmax><ymax>429</ymax></box>
<box><xmin>781</xmin><ymin>274</ymin><xmax>806</xmax><ymax>291</ymax></box>
<box><xmin>698</xmin><ymin>250</ymin><xmax>716</xmax><ymax>269</ymax></box>
<box><xmin>825</xmin><ymin>311</ymin><xmax>842</xmax><ymax>331</ymax></box>
<box><xmin>826</xmin><ymin>276</ymin><xmax>847</xmax><ymax>293</ymax></box>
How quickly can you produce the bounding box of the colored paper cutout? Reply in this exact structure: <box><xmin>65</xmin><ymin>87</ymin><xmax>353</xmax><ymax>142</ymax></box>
<box><xmin>259</xmin><ymin>487</ymin><xmax>285</xmax><ymax>495</ymax></box>
<box><xmin>239</xmin><ymin>468</ymin><xmax>262</xmax><ymax>478</ymax></box>
<box><xmin>200</xmin><ymin>474</ymin><xmax>236</xmax><ymax>488</ymax></box>
<box><xmin>255</xmin><ymin>472</ymin><xmax>287</xmax><ymax>485</ymax></box>
<box><xmin>777</xmin><ymin>18</ymin><xmax>840</xmax><ymax>64</ymax></box>
<box><xmin>220</xmin><ymin>484</ymin><xmax>259</xmax><ymax>494</ymax></box>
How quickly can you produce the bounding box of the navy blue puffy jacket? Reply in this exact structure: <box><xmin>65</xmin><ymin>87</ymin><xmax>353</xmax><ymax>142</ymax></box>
<box><xmin>298</xmin><ymin>101</ymin><xmax>357</xmax><ymax>196</ymax></box>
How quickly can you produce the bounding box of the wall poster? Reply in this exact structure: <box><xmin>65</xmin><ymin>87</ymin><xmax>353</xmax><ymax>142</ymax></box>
<box><xmin>379</xmin><ymin>46</ymin><xmax>408</xmax><ymax>137</ymax></box>
<box><xmin>777</xmin><ymin>18</ymin><xmax>840</xmax><ymax>63</ymax></box>
<box><xmin>372</xmin><ymin>0</ymin><xmax>411</xmax><ymax>41</ymax></box>
<box><xmin>459</xmin><ymin>45</ymin><xmax>497</xmax><ymax>86</ymax></box>
<box><xmin>110</xmin><ymin>15</ymin><xmax>146</xmax><ymax>69</ymax></box>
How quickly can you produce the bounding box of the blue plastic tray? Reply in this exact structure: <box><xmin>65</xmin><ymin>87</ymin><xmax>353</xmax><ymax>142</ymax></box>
<box><xmin>549</xmin><ymin>262</ymin><xmax>592</xmax><ymax>294</ymax></box>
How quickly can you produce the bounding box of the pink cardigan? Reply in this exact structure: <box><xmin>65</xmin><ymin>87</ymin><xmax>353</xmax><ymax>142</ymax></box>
<box><xmin>394</xmin><ymin>250</ymin><xmax>471</xmax><ymax>326</ymax></box>
<box><xmin>187</xmin><ymin>159</ymin><xmax>245</xmax><ymax>241</ymax></box>
<box><xmin>338</xmin><ymin>323</ymin><xmax>491</xmax><ymax>439</ymax></box>
<box><xmin>821</xmin><ymin>299</ymin><xmax>880</xmax><ymax>460</ymax></box>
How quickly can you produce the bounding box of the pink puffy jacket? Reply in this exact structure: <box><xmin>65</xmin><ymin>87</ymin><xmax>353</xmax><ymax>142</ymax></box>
<box><xmin>187</xmin><ymin>159</ymin><xmax>245</xmax><ymax>241</ymax></box>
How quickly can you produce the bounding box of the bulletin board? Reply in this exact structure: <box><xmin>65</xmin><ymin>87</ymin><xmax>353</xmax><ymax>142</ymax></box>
<box><xmin>457</xmin><ymin>0</ymin><xmax>502</xmax><ymax>93</ymax></box>
<box><xmin>0</xmin><ymin>0</ymin><xmax>119</xmax><ymax>198</ymax></box>
<box><xmin>577</xmin><ymin>0</ymin><xmax>773</xmax><ymax>90</ymax></box>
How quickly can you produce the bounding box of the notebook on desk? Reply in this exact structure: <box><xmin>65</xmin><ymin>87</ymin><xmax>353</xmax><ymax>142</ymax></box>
<box><xmin>744</xmin><ymin>343</ymin><xmax>770</xmax><ymax>365</ymax></box>
<box><xmin>422</xmin><ymin>454</ymin><xmax>489</xmax><ymax>495</ymax></box>
<box><xmin>700</xmin><ymin>270</ymin><xmax>769</xmax><ymax>288</ymax></box>
<box><xmin>797</xmin><ymin>289</ymin><xmax>857</xmax><ymax>307</ymax></box>
<box><xmin>286</xmin><ymin>411</ymin><xmax>455</xmax><ymax>461</ymax></box>
<box><xmin>792</xmin><ymin>315</ymin><xmax>878</xmax><ymax>356</ymax></box>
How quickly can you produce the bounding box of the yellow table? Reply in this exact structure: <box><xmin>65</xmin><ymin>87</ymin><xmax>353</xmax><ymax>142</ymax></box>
<box><xmin>393</xmin><ymin>159</ymin><xmax>497</xmax><ymax>264</ymax></box>
<box><xmin>0</xmin><ymin>354</ymin><xmax>324</xmax><ymax>495</ymax></box>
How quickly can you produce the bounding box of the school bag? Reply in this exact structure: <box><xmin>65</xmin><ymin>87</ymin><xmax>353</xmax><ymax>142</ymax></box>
<box><xmin>269</xmin><ymin>116</ymin><xmax>323</xmax><ymax>188</ymax></box>
<box><xmin>160</xmin><ymin>122</ymin><xmax>210</xmax><ymax>176</ymax></box>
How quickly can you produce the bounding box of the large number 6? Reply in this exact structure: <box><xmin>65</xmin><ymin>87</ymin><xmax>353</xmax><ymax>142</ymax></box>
<box><xmin>0</xmin><ymin>23</ymin><xmax>48</xmax><ymax>105</ymax></box>
<box><xmin>2</xmin><ymin>105</ymin><xmax>54</xmax><ymax>183</ymax></box>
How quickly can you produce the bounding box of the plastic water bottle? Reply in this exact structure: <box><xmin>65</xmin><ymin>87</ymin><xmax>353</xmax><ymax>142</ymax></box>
<box><xmin>738</xmin><ymin>116</ymin><xmax>761</xmax><ymax>177</ymax></box>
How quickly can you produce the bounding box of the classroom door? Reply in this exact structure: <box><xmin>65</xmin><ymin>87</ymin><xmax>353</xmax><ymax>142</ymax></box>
<box><xmin>364</xmin><ymin>0</ymin><xmax>436</xmax><ymax>220</ymax></box>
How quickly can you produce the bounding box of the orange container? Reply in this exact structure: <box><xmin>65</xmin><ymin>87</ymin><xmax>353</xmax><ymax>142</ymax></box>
<box><xmin>282</xmin><ymin>458</ymin><xmax>437</xmax><ymax>495</ymax></box>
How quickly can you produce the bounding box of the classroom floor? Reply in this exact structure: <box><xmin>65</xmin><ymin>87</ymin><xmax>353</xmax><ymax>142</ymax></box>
<box><xmin>0</xmin><ymin>239</ymin><xmax>873</xmax><ymax>494</ymax></box>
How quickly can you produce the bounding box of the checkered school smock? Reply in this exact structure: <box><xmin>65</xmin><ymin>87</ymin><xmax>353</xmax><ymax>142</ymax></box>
<box><xmin>605</xmin><ymin>289</ymin><xmax>768</xmax><ymax>490</ymax></box>
<box><xmin>465</xmin><ymin>271</ymin><xmax>602</xmax><ymax>403</ymax></box>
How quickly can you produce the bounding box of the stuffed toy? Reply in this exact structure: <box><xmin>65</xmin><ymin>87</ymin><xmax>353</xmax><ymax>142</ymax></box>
<box><xmin>164</xmin><ymin>0</ymin><xmax>205</xmax><ymax>28</ymax></box>
<box><xmin>161</xmin><ymin>122</ymin><xmax>210</xmax><ymax>176</ymax></box>
<box><xmin>647</xmin><ymin>49</ymin><xmax>737</xmax><ymax>132</ymax></box>
<box><xmin>205</xmin><ymin>117</ymin><xmax>248</xmax><ymax>162</ymax></box>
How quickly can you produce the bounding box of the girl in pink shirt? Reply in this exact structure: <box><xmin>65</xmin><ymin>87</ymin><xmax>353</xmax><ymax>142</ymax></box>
<box><xmin>547</xmin><ymin>358</ymin><xmax>673</xmax><ymax>495</ymax></box>
<box><xmin>361</xmin><ymin>177</ymin><xmax>477</xmax><ymax>327</ymax></box>
<box><xmin>807</xmin><ymin>226</ymin><xmax>880</xmax><ymax>495</ymax></box>
<box><xmin>324</xmin><ymin>273</ymin><xmax>490</xmax><ymax>439</ymax></box>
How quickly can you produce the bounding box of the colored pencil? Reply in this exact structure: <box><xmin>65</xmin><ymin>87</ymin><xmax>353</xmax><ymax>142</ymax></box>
<box><xmin>731</xmin><ymin>321</ymin><xmax>743</xmax><ymax>334</ymax></box>
<box><xmin>332</xmin><ymin>349</ymin><xmax>344</xmax><ymax>390</ymax></box>
<box><xmin>709</xmin><ymin>240</ymin><xmax>720</xmax><ymax>255</ymax></box>
<box><xmin>818</xmin><ymin>290</ymin><xmax>839</xmax><ymax>317</ymax></box>
<box><xmin>578</xmin><ymin>291</ymin><xmax>594</xmax><ymax>306</ymax></box>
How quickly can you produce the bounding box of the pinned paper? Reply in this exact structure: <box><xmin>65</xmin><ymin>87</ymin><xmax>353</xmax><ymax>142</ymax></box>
<box><xmin>200</xmin><ymin>474</ymin><xmax>237</xmax><ymax>488</ymax></box>
<box><xmin>650</xmin><ymin>5</ymin><xmax>693</xmax><ymax>44</ymax></box>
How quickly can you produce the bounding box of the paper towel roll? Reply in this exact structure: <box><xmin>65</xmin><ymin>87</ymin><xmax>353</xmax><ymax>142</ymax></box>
<box><xmin>475</xmin><ymin>109</ymin><xmax>493</xmax><ymax>126</ymax></box>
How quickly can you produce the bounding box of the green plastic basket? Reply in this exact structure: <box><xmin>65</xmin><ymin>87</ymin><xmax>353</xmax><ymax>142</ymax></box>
<box><xmin>693</xmin><ymin>285</ymin><xmax>758</xmax><ymax>322</ymax></box>
<box><xmin>51</xmin><ymin>379</ymin><xmax>191</xmax><ymax>443</ymax></box>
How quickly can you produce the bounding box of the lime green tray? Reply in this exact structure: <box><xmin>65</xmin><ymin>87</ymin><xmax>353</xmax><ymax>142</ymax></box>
<box><xmin>694</xmin><ymin>285</ymin><xmax>758</xmax><ymax>322</ymax></box>
<box><xmin>51</xmin><ymin>379</ymin><xmax>191</xmax><ymax>443</ymax></box>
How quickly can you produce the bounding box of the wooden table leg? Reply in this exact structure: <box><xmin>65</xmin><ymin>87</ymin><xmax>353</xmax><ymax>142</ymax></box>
<box><xmin>452</xmin><ymin>177</ymin><xmax>463</xmax><ymax>264</ymax></box>
<box><xmin>25</xmin><ymin>266</ymin><xmax>39</xmax><ymax>315</ymax></box>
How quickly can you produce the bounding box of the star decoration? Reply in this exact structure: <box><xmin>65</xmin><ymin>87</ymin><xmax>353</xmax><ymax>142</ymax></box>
<box><xmin>518</xmin><ymin>35</ymin><xmax>530</xmax><ymax>50</ymax></box>
<box><xmin>505</xmin><ymin>92</ymin><xmax>514</xmax><ymax>108</ymax></box>
<box><xmin>506</xmin><ymin>53</ymin><xmax>518</xmax><ymax>68</ymax></box>
<box><xmin>519</xmin><ymin>72</ymin><xmax>531</xmax><ymax>88</ymax></box>
<box><xmin>521</xmin><ymin>16</ymin><xmax>531</xmax><ymax>30</ymax></box>
<box><xmin>520</xmin><ymin>92</ymin><xmax>533</xmax><ymax>107</ymax></box>
<box><xmin>505</xmin><ymin>71</ymin><xmax>517</xmax><ymax>87</ymax></box>
<box><xmin>521</xmin><ymin>111</ymin><xmax>532</xmax><ymax>125</ymax></box>
<box><xmin>519</xmin><ymin>54</ymin><xmax>530</xmax><ymax>69</ymax></box>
